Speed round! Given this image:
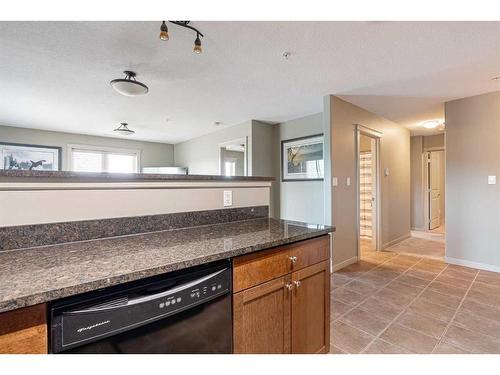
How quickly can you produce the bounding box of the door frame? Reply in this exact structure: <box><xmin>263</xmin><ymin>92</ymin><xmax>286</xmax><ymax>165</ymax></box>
<box><xmin>355</xmin><ymin>124</ymin><xmax>382</xmax><ymax>258</ymax></box>
<box><xmin>218</xmin><ymin>137</ymin><xmax>248</xmax><ymax>176</ymax></box>
<box><xmin>423</xmin><ymin>148</ymin><xmax>445</xmax><ymax>230</ymax></box>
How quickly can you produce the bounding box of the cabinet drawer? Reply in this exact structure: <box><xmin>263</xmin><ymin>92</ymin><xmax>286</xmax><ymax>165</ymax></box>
<box><xmin>233</xmin><ymin>235</ymin><xmax>330</xmax><ymax>292</ymax></box>
<box><xmin>289</xmin><ymin>235</ymin><xmax>330</xmax><ymax>272</ymax></box>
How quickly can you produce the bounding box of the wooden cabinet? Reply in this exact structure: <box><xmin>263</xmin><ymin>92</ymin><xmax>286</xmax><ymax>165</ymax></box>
<box><xmin>0</xmin><ymin>304</ymin><xmax>48</xmax><ymax>354</ymax></box>
<box><xmin>291</xmin><ymin>261</ymin><xmax>330</xmax><ymax>354</ymax></box>
<box><xmin>233</xmin><ymin>235</ymin><xmax>330</xmax><ymax>354</ymax></box>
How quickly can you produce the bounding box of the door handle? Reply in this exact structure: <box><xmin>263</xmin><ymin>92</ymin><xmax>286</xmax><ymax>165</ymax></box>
<box><xmin>284</xmin><ymin>283</ymin><xmax>293</xmax><ymax>291</ymax></box>
<box><xmin>293</xmin><ymin>280</ymin><xmax>302</xmax><ymax>288</ymax></box>
<box><xmin>289</xmin><ymin>256</ymin><xmax>298</xmax><ymax>264</ymax></box>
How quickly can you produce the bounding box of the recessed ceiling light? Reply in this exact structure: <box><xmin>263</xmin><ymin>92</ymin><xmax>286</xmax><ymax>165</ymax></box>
<box><xmin>492</xmin><ymin>76</ymin><xmax>500</xmax><ymax>81</ymax></box>
<box><xmin>110</xmin><ymin>71</ymin><xmax>149</xmax><ymax>97</ymax></box>
<box><xmin>282</xmin><ymin>51</ymin><xmax>291</xmax><ymax>60</ymax></box>
<box><xmin>421</xmin><ymin>119</ymin><xmax>443</xmax><ymax>129</ymax></box>
<box><xmin>214</xmin><ymin>121</ymin><xmax>223</xmax><ymax>126</ymax></box>
<box><xmin>114</xmin><ymin>123</ymin><xmax>135</xmax><ymax>136</ymax></box>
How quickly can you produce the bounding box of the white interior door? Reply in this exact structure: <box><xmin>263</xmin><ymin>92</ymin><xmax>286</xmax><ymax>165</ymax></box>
<box><xmin>428</xmin><ymin>152</ymin><xmax>441</xmax><ymax>230</ymax></box>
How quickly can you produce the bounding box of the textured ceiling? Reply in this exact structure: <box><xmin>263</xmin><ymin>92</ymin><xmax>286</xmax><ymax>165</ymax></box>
<box><xmin>1</xmin><ymin>21</ymin><xmax>500</xmax><ymax>143</ymax></box>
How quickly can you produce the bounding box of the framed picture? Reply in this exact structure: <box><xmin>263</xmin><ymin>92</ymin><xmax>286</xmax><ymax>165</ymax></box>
<box><xmin>0</xmin><ymin>142</ymin><xmax>62</xmax><ymax>171</ymax></box>
<box><xmin>281</xmin><ymin>134</ymin><xmax>324</xmax><ymax>181</ymax></box>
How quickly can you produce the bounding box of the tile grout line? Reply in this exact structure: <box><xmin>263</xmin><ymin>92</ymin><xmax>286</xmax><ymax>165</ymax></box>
<box><xmin>430</xmin><ymin>269</ymin><xmax>480</xmax><ymax>353</ymax></box>
<box><xmin>359</xmin><ymin>262</ymin><xmax>451</xmax><ymax>353</ymax></box>
<box><xmin>332</xmin><ymin>254</ymin><xmax>422</xmax><ymax>324</ymax></box>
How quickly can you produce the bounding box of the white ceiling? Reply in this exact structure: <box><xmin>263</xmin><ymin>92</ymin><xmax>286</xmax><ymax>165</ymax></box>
<box><xmin>1</xmin><ymin>21</ymin><xmax>500</xmax><ymax>143</ymax></box>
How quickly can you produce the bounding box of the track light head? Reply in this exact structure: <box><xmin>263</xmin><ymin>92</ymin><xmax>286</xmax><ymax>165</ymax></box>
<box><xmin>193</xmin><ymin>34</ymin><xmax>202</xmax><ymax>54</ymax></box>
<box><xmin>159</xmin><ymin>21</ymin><xmax>169</xmax><ymax>41</ymax></box>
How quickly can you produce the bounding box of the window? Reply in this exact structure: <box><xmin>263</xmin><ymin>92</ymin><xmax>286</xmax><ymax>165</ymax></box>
<box><xmin>69</xmin><ymin>144</ymin><xmax>140</xmax><ymax>173</ymax></box>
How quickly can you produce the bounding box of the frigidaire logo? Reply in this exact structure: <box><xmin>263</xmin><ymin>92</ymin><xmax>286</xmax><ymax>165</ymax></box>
<box><xmin>77</xmin><ymin>320</ymin><xmax>111</xmax><ymax>333</ymax></box>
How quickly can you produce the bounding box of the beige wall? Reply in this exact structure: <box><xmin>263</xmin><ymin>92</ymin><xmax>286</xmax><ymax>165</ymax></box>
<box><xmin>0</xmin><ymin>181</ymin><xmax>271</xmax><ymax>226</ymax></box>
<box><xmin>410</xmin><ymin>136</ymin><xmax>425</xmax><ymax>230</ymax></box>
<box><xmin>329</xmin><ymin>97</ymin><xmax>411</xmax><ymax>267</ymax></box>
<box><xmin>445</xmin><ymin>91</ymin><xmax>500</xmax><ymax>270</ymax></box>
<box><xmin>0</xmin><ymin>125</ymin><xmax>174</xmax><ymax>170</ymax></box>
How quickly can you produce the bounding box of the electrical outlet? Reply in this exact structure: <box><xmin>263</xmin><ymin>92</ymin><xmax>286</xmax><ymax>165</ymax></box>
<box><xmin>332</xmin><ymin>177</ymin><xmax>338</xmax><ymax>187</ymax></box>
<box><xmin>346</xmin><ymin>177</ymin><xmax>351</xmax><ymax>186</ymax></box>
<box><xmin>223</xmin><ymin>190</ymin><xmax>233</xmax><ymax>207</ymax></box>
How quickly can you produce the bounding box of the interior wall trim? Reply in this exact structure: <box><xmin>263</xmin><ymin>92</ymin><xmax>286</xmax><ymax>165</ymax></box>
<box><xmin>445</xmin><ymin>256</ymin><xmax>500</xmax><ymax>274</ymax></box>
<box><xmin>381</xmin><ymin>232</ymin><xmax>411</xmax><ymax>250</ymax></box>
<box><xmin>332</xmin><ymin>256</ymin><xmax>358</xmax><ymax>272</ymax></box>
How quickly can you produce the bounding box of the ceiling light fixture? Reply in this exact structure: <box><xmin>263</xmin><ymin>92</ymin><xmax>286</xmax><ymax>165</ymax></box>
<box><xmin>110</xmin><ymin>71</ymin><xmax>149</xmax><ymax>96</ymax></box>
<box><xmin>159</xmin><ymin>21</ymin><xmax>204</xmax><ymax>54</ymax></box>
<box><xmin>421</xmin><ymin>119</ymin><xmax>443</xmax><ymax>129</ymax></box>
<box><xmin>114</xmin><ymin>123</ymin><xmax>135</xmax><ymax>136</ymax></box>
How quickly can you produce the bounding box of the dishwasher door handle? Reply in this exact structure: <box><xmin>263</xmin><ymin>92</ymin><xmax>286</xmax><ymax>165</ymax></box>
<box><xmin>66</xmin><ymin>268</ymin><xmax>228</xmax><ymax>314</ymax></box>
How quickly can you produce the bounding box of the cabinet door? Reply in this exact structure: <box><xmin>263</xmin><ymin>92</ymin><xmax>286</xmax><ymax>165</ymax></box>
<box><xmin>233</xmin><ymin>275</ymin><xmax>292</xmax><ymax>353</ymax></box>
<box><xmin>291</xmin><ymin>261</ymin><xmax>330</xmax><ymax>354</ymax></box>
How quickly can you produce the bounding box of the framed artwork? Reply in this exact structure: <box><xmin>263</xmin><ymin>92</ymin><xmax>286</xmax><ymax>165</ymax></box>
<box><xmin>0</xmin><ymin>142</ymin><xmax>62</xmax><ymax>171</ymax></box>
<box><xmin>281</xmin><ymin>134</ymin><xmax>324</xmax><ymax>181</ymax></box>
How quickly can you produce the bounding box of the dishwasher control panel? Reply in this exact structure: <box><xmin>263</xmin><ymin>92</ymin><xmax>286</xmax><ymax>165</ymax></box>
<box><xmin>50</xmin><ymin>264</ymin><xmax>231</xmax><ymax>353</ymax></box>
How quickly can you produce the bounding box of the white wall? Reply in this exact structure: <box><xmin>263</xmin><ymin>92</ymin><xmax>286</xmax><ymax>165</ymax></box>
<box><xmin>445</xmin><ymin>91</ymin><xmax>500</xmax><ymax>270</ymax></box>
<box><xmin>0</xmin><ymin>125</ymin><xmax>174</xmax><ymax>170</ymax></box>
<box><xmin>174</xmin><ymin>121</ymin><xmax>252</xmax><ymax>175</ymax></box>
<box><xmin>277</xmin><ymin>113</ymin><xmax>325</xmax><ymax>225</ymax></box>
<box><xmin>329</xmin><ymin>96</ymin><xmax>411</xmax><ymax>266</ymax></box>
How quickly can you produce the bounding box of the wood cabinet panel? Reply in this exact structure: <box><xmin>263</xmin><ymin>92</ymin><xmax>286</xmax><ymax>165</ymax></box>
<box><xmin>291</xmin><ymin>261</ymin><xmax>330</xmax><ymax>354</ymax></box>
<box><xmin>233</xmin><ymin>276</ymin><xmax>291</xmax><ymax>354</ymax></box>
<box><xmin>233</xmin><ymin>235</ymin><xmax>329</xmax><ymax>292</ymax></box>
<box><xmin>0</xmin><ymin>304</ymin><xmax>48</xmax><ymax>354</ymax></box>
<box><xmin>289</xmin><ymin>236</ymin><xmax>329</xmax><ymax>272</ymax></box>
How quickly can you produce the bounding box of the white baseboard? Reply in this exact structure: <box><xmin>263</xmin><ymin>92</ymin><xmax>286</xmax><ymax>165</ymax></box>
<box><xmin>445</xmin><ymin>256</ymin><xmax>500</xmax><ymax>274</ymax></box>
<box><xmin>382</xmin><ymin>232</ymin><xmax>411</xmax><ymax>250</ymax></box>
<box><xmin>411</xmin><ymin>226</ymin><xmax>427</xmax><ymax>231</ymax></box>
<box><xmin>332</xmin><ymin>256</ymin><xmax>358</xmax><ymax>272</ymax></box>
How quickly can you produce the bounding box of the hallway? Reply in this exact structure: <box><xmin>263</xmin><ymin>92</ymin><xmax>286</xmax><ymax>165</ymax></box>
<box><xmin>330</xmin><ymin>237</ymin><xmax>500</xmax><ymax>354</ymax></box>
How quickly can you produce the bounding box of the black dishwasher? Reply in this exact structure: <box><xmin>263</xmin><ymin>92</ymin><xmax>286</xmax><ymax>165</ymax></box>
<box><xmin>50</xmin><ymin>260</ymin><xmax>232</xmax><ymax>354</ymax></box>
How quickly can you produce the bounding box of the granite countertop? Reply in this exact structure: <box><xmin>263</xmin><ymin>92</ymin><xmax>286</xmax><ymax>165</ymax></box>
<box><xmin>0</xmin><ymin>218</ymin><xmax>333</xmax><ymax>313</ymax></box>
<box><xmin>0</xmin><ymin>169</ymin><xmax>274</xmax><ymax>182</ymax></box>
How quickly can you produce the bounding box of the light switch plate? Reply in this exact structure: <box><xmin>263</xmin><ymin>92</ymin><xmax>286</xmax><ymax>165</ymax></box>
<box><xmin>384</xmin><ymin>168</ymin><xmax>390</xmax><ymax>177</ymax></box>
<box><xmin>223</xmin><ymin>190</ymin><xmax>233</xmax><ymax>207</ymax></box>
<box><xmin>488</xmin><ymin>175</ymin><xmax>497</xmax><ymax>185</ymax></box>
<box><xmin>346</xmin><ymin>177</ymin><xmax>351</xmax><ymax>186</ymax></box>
<box><xmin>332</xmin><ymin>177</ymin><xmax>338</xmax><ymax>187</ymax></box>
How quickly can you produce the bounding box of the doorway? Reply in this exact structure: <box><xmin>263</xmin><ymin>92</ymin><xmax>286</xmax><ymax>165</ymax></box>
<box><xmin>356</xmin><ymin>125</ymin><xmax>381</xmax><ymax>259</ymax></box>
<box><xmin>218</xmin><ymin>137</ymin><xmax>248</xmax><ymax>177</ymax></box>
<box><xmin>424</xmin><ymin>150</ymin><xmax>445</xmax><ymax>233</ymax></box>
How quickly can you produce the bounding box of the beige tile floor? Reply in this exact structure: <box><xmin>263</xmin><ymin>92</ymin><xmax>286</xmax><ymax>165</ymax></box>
<box><xmin>330</xmin><ymin>237</ymin><xmax>500</xmax><ymax>354</ymax></box>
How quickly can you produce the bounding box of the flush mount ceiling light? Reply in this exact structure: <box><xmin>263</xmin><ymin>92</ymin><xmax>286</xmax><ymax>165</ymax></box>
<box><xmin>159</xmin><ymin>21</ymin><xmax>204</xmax><ymax>54</ymax></box>
<box><xmin>421</xmin><ymin>119</ymin><xmax>444</xmax><ymax>129</ymax></box>
<box><xmin>110</xmin><ymin>71</ymin><xmax>149</xmax><ymax>96</ymax></box>
<box><xmin>114</xmin><ymin>123</ymin><xmax>135</xmax><ymax>136</ymax></box>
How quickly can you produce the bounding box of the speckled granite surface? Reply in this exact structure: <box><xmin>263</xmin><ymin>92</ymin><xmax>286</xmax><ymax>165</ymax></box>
<box><xmin>0</xmin><ymin>218</ymin><xmax>333</xmax><ymax>313</ymax></box>
<box><xmin>0</xmin><ymin>169</ymin><xmax>274</xmax><ymax>182</ymax></box>
<box><xmin>0</xmin><ymin>206</ymin><xmax>269</xmax><ymax>251</ymax></box>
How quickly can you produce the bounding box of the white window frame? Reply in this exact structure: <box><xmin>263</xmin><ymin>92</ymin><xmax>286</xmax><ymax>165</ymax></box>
<box><xmin>67</xmin><ymin>144</ymin><xmax>141</xmax><ymax>173</ymax></box>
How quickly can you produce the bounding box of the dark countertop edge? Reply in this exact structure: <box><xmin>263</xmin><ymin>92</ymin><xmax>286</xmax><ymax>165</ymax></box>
<box><xmin>0</xmin><ymin>170</ymin><xmax>274</xmax><ymax>182</ymax></box>
<box><xmin>0</xmin><ymin>228</ymin><xmax>333</xmax><ymax>313</ymax></box>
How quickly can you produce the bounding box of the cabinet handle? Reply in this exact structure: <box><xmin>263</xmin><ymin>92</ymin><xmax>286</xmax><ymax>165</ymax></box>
<box><xmin>289</xmin><ymin>256</ymin><xmax>298</xmax><ymax>264</ymax></box>
<box><xmin>293</xmin><ymin>280</ymin><xmax>302</xmax><ymax>288</ymax></box>
<box><xmin>284</xmin><ymin>283</ymin><xmax>294</xmax><ymax>291</ymax></box>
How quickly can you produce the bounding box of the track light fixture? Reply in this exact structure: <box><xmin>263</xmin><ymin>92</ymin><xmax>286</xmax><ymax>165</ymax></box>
<box><xmin>159</xmin><ymin>21</ymin><xmax>204</xmax><ymax>54</ymax></box>
<box><xmin>159</xmin><ymin>21</ymin><xmax>169</xmax><ymax>41</ymax></box>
